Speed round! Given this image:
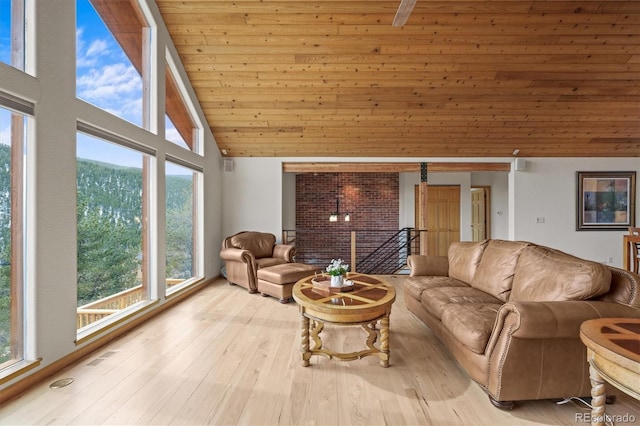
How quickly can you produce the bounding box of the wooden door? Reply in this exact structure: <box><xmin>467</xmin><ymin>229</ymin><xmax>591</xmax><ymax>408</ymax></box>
<box><xmin>471</xmin><ymin>188</ymin><xmax>486</xmax><ymax>241</ymax></box>
<box><xmin>471</xmin><ymin>186</ymin><xmax>491</xmax><ymax>241</ymax></box>
<box><xmin>416</xmin><ymin>185</ymin><xmax>461</xmax><ymax>256</ymax></box>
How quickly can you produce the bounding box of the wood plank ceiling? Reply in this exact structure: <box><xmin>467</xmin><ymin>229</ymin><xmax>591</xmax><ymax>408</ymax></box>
<box><xmin>155</xmin><ymin>0</ymin><xmax>640</xmax><ymax>158</ymax></box>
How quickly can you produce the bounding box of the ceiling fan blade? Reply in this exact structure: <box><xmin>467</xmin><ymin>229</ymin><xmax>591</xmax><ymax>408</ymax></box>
<box><xmin>392</xmin><ymin>0</ymin><xmax>418</xmax><ymax>27</ymax></box>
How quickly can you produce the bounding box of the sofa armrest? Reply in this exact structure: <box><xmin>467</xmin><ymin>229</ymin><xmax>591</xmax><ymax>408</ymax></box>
<box><xmin>407</xmin><ymin>255</ymin><xmax>449</xmax><ymax>277</ymax></box>
<box><xmin>490</xmin><ymin>300</ymin><xmax>640</xmax><ymax>344</ymax></box>
<box><xmin>483</xmin><ymin>300</ymin><xmax>640</xmax><ymax>402</ymax></box>
<box><xmin>273</xmin><ymin>244</ymin><xmax>295</xmax><ymax>262</ymax></box>
<box><xmin>220</xmin><ymin>247</ymin><xmax>254</xmax><ymax>264</ymax></box>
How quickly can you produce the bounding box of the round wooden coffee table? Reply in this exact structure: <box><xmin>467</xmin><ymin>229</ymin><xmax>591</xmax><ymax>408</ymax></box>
<box><xmin>292</xmin><ymin>273</ymin><xmax>396</xmax><ymax>367</ymax></box>
<box><xmin>579</xmin><ymin>318</ymin><xmax>640</xmax><ymax>426</ymax></box>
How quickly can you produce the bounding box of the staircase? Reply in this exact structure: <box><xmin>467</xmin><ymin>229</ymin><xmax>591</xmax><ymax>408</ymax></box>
<box><xmin>356</xmin><ymin>228</ymin><xmax>420</xmax><ymax>274</ymax></box>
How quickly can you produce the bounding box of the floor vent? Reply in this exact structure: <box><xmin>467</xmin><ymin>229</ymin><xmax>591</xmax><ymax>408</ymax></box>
<box><xmin>86</xmin><ymin>350</ymin><xmax>120</xmax><ymax>366</ymax></box>
<box><xmin>49</xmin><ymin>378</ymin><xmax>74</xmax><ymax>389</ymax></box>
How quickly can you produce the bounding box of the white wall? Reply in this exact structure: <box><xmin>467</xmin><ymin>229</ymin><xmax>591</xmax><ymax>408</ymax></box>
<box><xmin>398</xmin><ymin>173</ymin><xmax>416</xmax><ymax>228</ymax></box>
<box><xmin>511</xmin><ymin>158</ymin><xmax>640</xmax><ymax>266</ymax></box>
<box><xmin>224</xmin><ymin>157</ymin><xmax>640</xmax><ymax>268</ymax></box>
<box><xmin>221</xmin><ymin>158</ymin><xmax>284</xmax><ymax>240</ymax></box>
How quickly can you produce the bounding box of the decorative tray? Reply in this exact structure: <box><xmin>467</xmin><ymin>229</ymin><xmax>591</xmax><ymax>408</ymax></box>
<box><xmin>311</xmin><ymin>276</ymin><xmax>355</xmax><ymax>295</ymax></box>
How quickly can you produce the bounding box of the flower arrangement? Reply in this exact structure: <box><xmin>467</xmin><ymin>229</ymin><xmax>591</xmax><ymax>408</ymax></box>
<box><xmin>326</xmin><ymin>258</ymin><xmax>349</xmax><ymax>276</ymax></box>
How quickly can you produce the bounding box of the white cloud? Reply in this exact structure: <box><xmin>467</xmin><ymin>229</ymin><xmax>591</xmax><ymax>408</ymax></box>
<box><xmin>86</xmin><ymin>39</ymin><xmax>108</xmax><ymax>57</ymax></box>
<box><xmin>76</xmin><ymin>27</ymin><xmax>86</xmax><ymax>52</ymax></box>
<box><xmin>77</xmin><ymin>62</ymin><xmax>141</xmax><ymax>101</ymax></box>
<box><xmin>0</xmin><ymin>109</ymin><xmax>16</xmax><ymax>146</ymax></box>
<box><xmin>76</xmin><ymin>28</ymin><xmax>113</xmax><ymax>69</ymax></box>
<box><xmin>165</xmin><ymin>127</ymin><xmax>182</xmax><ymax>143</ymax></box>
<box><xmin>76</xmin><ymin>24</ymin><xmax>143</xmax><ymax>125</ymax></box>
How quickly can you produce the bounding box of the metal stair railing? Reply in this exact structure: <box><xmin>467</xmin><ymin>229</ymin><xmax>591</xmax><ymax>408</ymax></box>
<box><xmin>356</xmin><ymin>227</ymin><xmax>420</xmax><ymax>274</ymax></box>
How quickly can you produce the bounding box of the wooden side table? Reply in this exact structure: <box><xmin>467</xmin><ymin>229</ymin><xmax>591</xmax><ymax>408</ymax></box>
<box><xmin>579</xmin><ymin>318</ymin><xmax>640</xmax><ymax>426</ymax></box>
<box><xmin>292</xmin><ymin>273</ymin><xmax>396</xmax><ymax>367</ymax></box>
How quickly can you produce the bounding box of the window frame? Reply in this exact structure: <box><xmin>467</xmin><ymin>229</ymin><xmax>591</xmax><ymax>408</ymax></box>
<box><xmin>164</xmin><ymin>155</ymin><xmax>204</xmax><ymax>295</ymax></box>
<box><xmin>75</xmin><ymin>0</ymin><xmax>154</xmax><ymax>130</ymax></box>
<box><xmin>75</xmin><ymin>123</ymin><xmax>157</xmax><ymax>337</ymax></box>
<box><xmin>1</xmin><ymin>0</ymin><xmax>26</xmax><ymax>72</ymax></box>
<box><xmin>0</xmin><ymin>93</ymin><xmax>33</xmax><ymax>370</ymax></box>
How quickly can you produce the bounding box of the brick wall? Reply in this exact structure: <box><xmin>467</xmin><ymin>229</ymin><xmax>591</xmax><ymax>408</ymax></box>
<box><xmin>295</xmin><ymin>173</ymin><xmax>399</xmax><ymax>267</ymax></box>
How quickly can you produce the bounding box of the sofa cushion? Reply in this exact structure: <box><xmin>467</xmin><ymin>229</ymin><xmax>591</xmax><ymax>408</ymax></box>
<box><xmin>470</xmin><ymin>240</ymin><xmax>530</xmax><ymax>302</ymax></box>
<box><xmin>257</xmin><ymin>263</ymin><xmax>319</xmax><ymax>284</ymax></box>
<box><xmin>510</xmin><ymin>246</ymin><xmax>612</xmax><ymax>302</ymax></box>
<box><xmin>255</xmin><ymin>257</ymin><xmax>288</xmax><ymax>269</ymax></box>
<box><xmin>230</xmin><ymin>232</ymin><xmax>276</xmax><ymax>258</ymax></box>
<box><xmin>421</xmin><ymin>285</ymin><xmax>502</xmax><ymax>319</ymax></box>
<box><xmin>448</xmin><ymin>240</ymin><xmax>489</xmax><ymax>284</ymax></box>
<box><xmin>404</xmin><ymin>276</ymin><xmax>467</xmax><ymax>301</ymax></box>
<box><xmin>441</xmin><ymin>303</ymin><xmax>501</xmax><ymax>354</ymax></box>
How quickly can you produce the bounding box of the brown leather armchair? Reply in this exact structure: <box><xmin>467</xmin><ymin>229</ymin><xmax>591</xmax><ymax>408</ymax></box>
<box><xmin>220</xmin><ymin>231</ymin><xmax>295</xmax><ymax>293</ymax></box>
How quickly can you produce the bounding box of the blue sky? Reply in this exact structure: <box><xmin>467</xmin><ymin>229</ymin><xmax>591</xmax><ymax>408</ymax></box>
<box><xmin>76</xmin><ymin>1</ymin><xmax>141</xmax><ymax>120</ymax></box>
<box><xmin>75</xmin><ymin>0</ymin><xmax>145</xmax><ymax>168</ymax></box>
<box><xmin>0</xmin><ymin>1</ymin><xmax>12</xmax><ymax>146</ymax></box>
<box><xmin>0</xmin><ymin>1</ymin><xmax>10</xmax><ymax>65</ymax></box>
<box><xmin>1</xmin><ymin>0</ymin><xmax>187</xmax><ymax>173</ymax></box>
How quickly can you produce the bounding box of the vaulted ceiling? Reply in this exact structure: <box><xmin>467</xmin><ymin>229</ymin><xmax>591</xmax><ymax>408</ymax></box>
<box><xmin>155</xmin><ymin>0</ymin><xmax>640</xmax><ymax>158</ymax></box>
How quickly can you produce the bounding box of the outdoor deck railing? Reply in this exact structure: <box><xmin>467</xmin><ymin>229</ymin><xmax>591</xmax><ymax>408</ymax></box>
<box><xmin>76</xmin><ymin>278</ymin><xmax>185</xmax><ymax>329</ymax></box>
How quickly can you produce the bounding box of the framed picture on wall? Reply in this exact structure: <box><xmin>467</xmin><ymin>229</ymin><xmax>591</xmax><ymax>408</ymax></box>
<box><xmin>576</xmin><ymin>171</ymin><xmax>636</xmax><ymax>231</ymax></box>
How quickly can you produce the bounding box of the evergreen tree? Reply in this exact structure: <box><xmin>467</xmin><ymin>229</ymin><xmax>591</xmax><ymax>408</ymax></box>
<box><xmin>0</xmin><ymin>144</ymin><xmax>11</xmax><ymax>363</ymax></box>
<box><xmin>165</xmin><ymin>174</ymin><xmax>194</xmax><ymax>279</ymax></box>
<box><xmin>0</xmin><ymin>151</ymin><xmax>196</xmax><ymax>360</ymax></box>
<box><xmin>76</xmin><ymin>160</ymin><xmax>143</xmax><ymax>306</ymax></box>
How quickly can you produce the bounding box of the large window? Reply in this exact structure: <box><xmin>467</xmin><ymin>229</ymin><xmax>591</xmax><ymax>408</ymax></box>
<box><xmin>76</xmin><ymin>132</ymin><xmax>151</xmax><ymax>330</ymax></box>
<box><xmin>76</xmin><ymin>0</ymin><xmax>149</xmax><ymax>127</ymax></box>
<box><xmin>74</xmin><ymin>1</ymin><xmax>205</xmax><ymax>334</ymax></box>
<box><xmin>0</xmin><ymin>104</ymin><xmax>27</xmax><ymax>368</ymax></box>
<box><xmin>0</xmin><ymin>0</ymin><xmax>25</xmax><ymax>71</ymax></box>
<box><xmin>0</xmin><ymin>0</ymin><xmax>209</xmax><ymax>386</ymax></box>
<box><xmin>165</xmin><ymin>160</ymin><xmax>202</xmax><ymax>293</ymax></box>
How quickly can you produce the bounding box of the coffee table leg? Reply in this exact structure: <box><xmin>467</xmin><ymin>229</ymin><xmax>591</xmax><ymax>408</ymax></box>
<box><xmin>310</xmin><ymin>321</ymin><xmax>324</xmax><ymax>350</ymax></box>
<box><xmin>379</xmin><ymin>314</ymin><xmax>390</xmax><ymax>367</ymax></box>
<box><xmin>301</xmin><ymin>315</ymin><xmax>311</xmax><ymax>367</ymax></box>
<box><xmin>588</xmin><ymin>361</ymin><xmax>606</xmax><ymax>426</ymax></box>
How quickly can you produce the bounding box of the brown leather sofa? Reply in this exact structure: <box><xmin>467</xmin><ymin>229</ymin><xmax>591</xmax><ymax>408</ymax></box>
<box><xmin>220</xmin><ymin>231</ymin><xmax>295</xmax><ymax>293</ymax></box>
<box><xmin>405</xmin><ymin>239</ymin><xmax>640</xmax><ymax>409</ymax></box>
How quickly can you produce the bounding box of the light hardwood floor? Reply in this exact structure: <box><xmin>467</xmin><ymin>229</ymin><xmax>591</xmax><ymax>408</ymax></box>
<box><xmin>1</xmin><ymin>276</ymin><xmax>639</xmax><ymax>425</ymax></box>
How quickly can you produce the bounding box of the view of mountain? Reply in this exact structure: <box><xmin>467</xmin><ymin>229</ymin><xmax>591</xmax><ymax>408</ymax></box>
<box><xmin>0</xmin><ymin>144</ymin><xmax>194</xmax><ymax>362</ymax></box>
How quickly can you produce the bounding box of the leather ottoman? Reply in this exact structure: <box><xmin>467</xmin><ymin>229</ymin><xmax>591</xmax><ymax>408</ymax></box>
<box><xmin>257</xmin><ymin>263</ymin><xmax>320</xmax><ymax>303</ymax></box>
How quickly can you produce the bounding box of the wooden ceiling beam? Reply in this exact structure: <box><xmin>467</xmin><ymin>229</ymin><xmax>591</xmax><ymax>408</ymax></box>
<box><xmin>282</xmin><ymin>162</ymin><xmax>511</xmax><ymax>173</ymax></box>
